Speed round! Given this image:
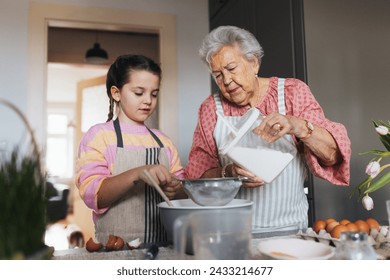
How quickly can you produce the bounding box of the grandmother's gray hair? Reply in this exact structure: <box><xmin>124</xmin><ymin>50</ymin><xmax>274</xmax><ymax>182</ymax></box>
<box><xmin>199</xmin><ymin>25</ymin><xmax>264</xmax><ymax>67</ymax></box>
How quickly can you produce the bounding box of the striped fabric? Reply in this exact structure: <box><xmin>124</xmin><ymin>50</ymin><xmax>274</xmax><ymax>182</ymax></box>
<box><xmin>213</xmin><ymin>78</ymin><xmax>308</xmax><ymax>235</ymax></box>
<box><xmin>144</xmin><ymin>147</ymin><xmax>168</xmax><ymax>244</ymax></box>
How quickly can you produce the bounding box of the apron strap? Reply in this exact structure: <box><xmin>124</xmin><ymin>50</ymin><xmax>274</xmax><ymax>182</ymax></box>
<box><xmin>146</xmin><ymin>127</ymin><xmax>164</xmax><ymax>148</ymax></box>
<box><xmin>213</xmin><ymin>93</ymin><xmax>224</xmax><ymax>114</ymax></box>
<box><xmin>113</xmin><ymin>118</ymin><xmax>124</xmax><ymax>148</ymax></box>
<box><xmin>114</xmin><ymin>118</ymin><xmax>164</xmax><ymax>148</ymax></box>
<box><xmin>277</xmin><ymin>78</ymin><xmax>286</xmax><ymax>115</ymax></box>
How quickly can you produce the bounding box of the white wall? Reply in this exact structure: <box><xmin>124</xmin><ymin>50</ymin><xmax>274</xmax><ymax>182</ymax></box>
<box><xmin>0</xmin><ymin>0</ymin><xmax>209</xmax><ymax>164</ymax></box>
<box><xmin>0</xmin><ymin>0</ymin><xmax>29</xmax><ymax>152</ymax></box>
<box><xmin>304</xmin><ymin>0</ymin><xmax>390</xmax><ymax>223</ymax></box>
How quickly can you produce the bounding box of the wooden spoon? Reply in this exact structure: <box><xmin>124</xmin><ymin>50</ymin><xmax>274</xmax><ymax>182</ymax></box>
<box><xmin>143</xmin><ymin>170</ymin><xmax>173</xmax><ymax>207</ymax></box>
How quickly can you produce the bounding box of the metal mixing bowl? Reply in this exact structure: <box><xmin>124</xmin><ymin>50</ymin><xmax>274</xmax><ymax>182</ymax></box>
<box><xmin>180</xmin><ymin>177</ymin><xmax>246</xmax><ymax>206</ymax></box>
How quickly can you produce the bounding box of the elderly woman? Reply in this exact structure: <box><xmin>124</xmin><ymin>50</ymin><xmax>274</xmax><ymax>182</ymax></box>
<box><xmin>185</xmin><ymin>25</ymin><xmax>351</xmax><ymax>237</ymax></box>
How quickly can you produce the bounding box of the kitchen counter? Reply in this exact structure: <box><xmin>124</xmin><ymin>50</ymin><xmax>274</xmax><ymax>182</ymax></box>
<box><xmin>53</xmin><ymin>239</ymin><xmax>264</xmax><ymax>260</ymax></box>
<box><xmin>52</xmin><ymin>237</ymin><xmax>390</xmax><ymax>260</ymax></box>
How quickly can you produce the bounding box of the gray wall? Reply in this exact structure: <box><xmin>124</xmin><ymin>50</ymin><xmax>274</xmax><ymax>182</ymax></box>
<box><xmin>304</xmin><ymin>0</ymin><xmax>390</xmax><ymax>224</ymax></box>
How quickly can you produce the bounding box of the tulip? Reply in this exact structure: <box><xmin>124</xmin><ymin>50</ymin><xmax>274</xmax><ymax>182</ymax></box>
<box><xmin>362</xmin><ymin>194</ymin><xmax>374</xmax><ymax>211</ymax></box>
<box><xmin>375</xmin><ymin>125</ymin><xmax>389</xmax><ymax>136</ymax></box>
<box><xmin>365</xmin><ymin>161</ymin><xmax>381</xmax><ymax>178</ymax></box>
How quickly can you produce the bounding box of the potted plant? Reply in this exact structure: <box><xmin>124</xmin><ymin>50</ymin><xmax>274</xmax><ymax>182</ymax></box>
<box><xmin>0</xmin><ymin>99</ymin><xmax>53</xmax><ymax>259</ymax></box>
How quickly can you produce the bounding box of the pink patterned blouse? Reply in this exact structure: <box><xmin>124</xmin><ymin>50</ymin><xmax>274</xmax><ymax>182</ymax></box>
<box><xmin>184</xmin><ymin>77</ymin><xmax>351</xmax><ymax>186</ymax></box>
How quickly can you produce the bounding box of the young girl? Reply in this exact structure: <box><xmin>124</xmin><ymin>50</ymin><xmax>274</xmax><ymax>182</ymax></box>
<box><xmin>76</xmin><ymin>54</ymin><xmax>184</xmax><ymax>246</ymax></box>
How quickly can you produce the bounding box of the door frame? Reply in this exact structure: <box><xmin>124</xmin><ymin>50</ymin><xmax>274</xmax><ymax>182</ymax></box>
<box><xmin>28</xmin><ymin>2</ymin><xmax>178</xmax><ymax>151</ymax></box>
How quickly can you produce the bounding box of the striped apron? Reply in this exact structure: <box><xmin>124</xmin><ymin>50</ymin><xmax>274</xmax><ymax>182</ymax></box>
<box><xmin>95</xmin><ymin>118</ymin><xmax>169</xmax><ymax>245</ymax></box>
<box><xmin>214</xmin><ymin>78</ymin><xmax>309</xmax><ymax>237</ymax></box>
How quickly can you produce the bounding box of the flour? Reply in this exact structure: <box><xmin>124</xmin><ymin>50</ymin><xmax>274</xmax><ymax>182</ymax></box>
<box><xmin>227</xmin><ymin>146</ymin><xmax>294</xmax><ymax>183</ymax></box>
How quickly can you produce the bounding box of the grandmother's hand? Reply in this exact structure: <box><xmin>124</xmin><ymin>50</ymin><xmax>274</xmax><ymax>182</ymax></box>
<box><xmin>231</xmin><ymin>164</ymin><xmax>265</xmax><ymax>188</ymax></box>
<box><xmin>252</xmin><ymin>112</ymin><xmax>294</xmax><ymax>142</ymax></box>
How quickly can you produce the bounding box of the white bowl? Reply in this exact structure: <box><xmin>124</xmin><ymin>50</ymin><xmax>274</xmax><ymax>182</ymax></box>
<box><xmin>158</xmin><ymin>199</ymin><xmax>253</xmax><ymax>254</ymax></box>
<box><xmin>257</xmin><ymin>237</ymin><xmax>335</xmax><ymax>260</ymax></box>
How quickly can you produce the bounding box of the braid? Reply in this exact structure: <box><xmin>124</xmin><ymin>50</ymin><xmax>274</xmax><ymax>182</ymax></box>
<box><xmin>107</xmin><ymin>97</ymin><xmax>114</xmax><ymax>122</ymax></box>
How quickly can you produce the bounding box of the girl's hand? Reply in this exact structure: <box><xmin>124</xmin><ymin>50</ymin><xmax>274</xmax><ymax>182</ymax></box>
<box><xmin>140</xmin><ymin>165</ymin><xmax>180</xmax><ymax>199</ymax></box>
<box><xmin>140</xmin><ymin>165</ymin><xmax>171</xmax><ymax>186</ymax></box>
<box><xmin>160</xmin><ymin>179</ymin><xmax>182</xmax><ymax>200</ymax></box>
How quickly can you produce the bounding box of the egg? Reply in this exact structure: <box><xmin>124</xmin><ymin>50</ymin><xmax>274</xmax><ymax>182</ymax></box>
<box><xmin>366</xmin><ymin>218</ymin><xmax>380</xmax><ymax>231</ymax></box>
<box><xmin>354</xmin><ymin>219</ymin><xmax>370</xmax><ymax>234</ymax></box>
<box><xmin>325</xmin><ymin>218</ymin><xmax>337</xmax><ymax>225</ymax></box>
<box><xmin>339</xmin><ymin>219</ymin><xmax>351</xmax><ymax>225</ymax></box>
<box><xmin>313</xmin><ymin>219</ymin><xmax>327</xmax><ymax>233</ymax></box>
<box><xmin>326</xmin><ymin>221</ymin><xmax>339</xmax><ymax>233</ymax></box>
<box><xmin>345</xmin><ymin>222</ymin><xmax>359</xmax><ymax>232</ymax></box>
<box><xmin>330</xmin><ymin>224</ymin><xmax>349</xmax><ymax>239</ymax></box>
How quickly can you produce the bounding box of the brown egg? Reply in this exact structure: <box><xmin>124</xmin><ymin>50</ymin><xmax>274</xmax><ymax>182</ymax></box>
<box><xmin>313</xmin><ymin>219</ymin><xmax>327</xmax><ymax>233</ymax></box>
<box><xmin>366</xmin><ymin>218</ymin><xmax>380</xmax><ymax>231</ymax></box>
<box><xmin>339</xmin><ymin>219</ymin><xmax>351</xmax><ymax>225</ymax></box>
<box><xmin>326</xmin><ymin>221</ymin><xmax>339</xmax><ymax>233</ymax></box>
<box><xmin>330</xmin><ymin>224</ymin><xmax>349</xmax><ymax>239</ymax></box>
<box><xmin>354</xmin><ymin>219</ymin><xmax>370</xmax><ymax>234</ymax></box>
<box><xmin>325</xmin><ymin>218</ymin><xmax>337</xmax><ymax>225</ymax></box>
<box><xmin>345</xmin><ymin>222</ymin><xmax>359</xmax><ymax>232</ymax></box>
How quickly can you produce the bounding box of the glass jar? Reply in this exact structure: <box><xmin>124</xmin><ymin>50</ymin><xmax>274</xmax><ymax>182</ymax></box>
<box><xmin>335</xmin><ymin>231</ymin><xmax>377</xmax><ymax>260</ymax></box>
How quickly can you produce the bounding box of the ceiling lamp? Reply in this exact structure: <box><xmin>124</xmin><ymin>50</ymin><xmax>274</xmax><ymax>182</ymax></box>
<box><xmin>85</xmin><ymin>35</ymin><xmax>108</xmax><ymax>64</ymax></box>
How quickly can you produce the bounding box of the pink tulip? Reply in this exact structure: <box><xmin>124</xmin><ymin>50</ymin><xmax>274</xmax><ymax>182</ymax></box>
<box><xmin>365</xmin><ymin>161</ymin><xmax>380</xmax><ymax>178</ymax></box>
<box><xmin>362</xmin><ymin>194</ymin><xmax>374</xmax><ymax>211</ymax></box>
<box><xmin>375</xmin><ymin>125</ymin><xmax>389</xmax><ymax>136</ymax></box>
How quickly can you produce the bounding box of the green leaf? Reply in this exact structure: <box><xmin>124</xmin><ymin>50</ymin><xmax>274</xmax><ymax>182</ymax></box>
<box><xmin>379</xmin><ymin>135</ymin><xmax>390</xmax><ymax>151</ymax></box>
<box><xmin>355</xmin><ymin>176</ymin><xmax>373</xmax><ymax>196</ymax></box>
<box><xmin>364</xmin><ymin>171</ymin><xmax>390</xmax><ymax>194</ymax></box>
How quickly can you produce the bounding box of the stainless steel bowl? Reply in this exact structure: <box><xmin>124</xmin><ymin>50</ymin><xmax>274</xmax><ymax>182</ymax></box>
<box><xmin>180</xmin><ymin>177</ymin><xmax>248</xmax><ymax>206</ymax></box>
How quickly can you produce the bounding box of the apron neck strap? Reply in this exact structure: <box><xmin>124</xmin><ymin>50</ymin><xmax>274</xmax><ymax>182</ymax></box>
<box><xmin>113</xmin><ymin>118</ymin><xmax>124</xmax><ymax>148</ymax></box>
<box><xmin>113</xmin><ymin>118</ymin><xmax>164</xmax><ymax>148</ymax></box>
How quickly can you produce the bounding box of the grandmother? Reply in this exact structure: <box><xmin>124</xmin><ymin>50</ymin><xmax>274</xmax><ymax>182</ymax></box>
<box><xmin>184</xmin><ymin>25</ymin><xmax>351</xmax><ymax>237</ymax></box>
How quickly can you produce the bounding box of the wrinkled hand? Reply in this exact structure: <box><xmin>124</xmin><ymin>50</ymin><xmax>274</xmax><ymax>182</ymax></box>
<box><xmin>231</xmin><ymin>164</ymin><xmax>265</xmax><ymax>188</ymax></box>
<box><xmin>252</xmin><ymin>112</ymin><xmax>292</xmax><ymax>142</ymax></box>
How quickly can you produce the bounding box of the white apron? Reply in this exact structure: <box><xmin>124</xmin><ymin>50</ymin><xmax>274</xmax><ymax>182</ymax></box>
<box><xmin>213</xmin><ymin>78</ymin><xmax>308</xmax><ymax>237</ymax></box>
<box><xmin>95</xmin><ymin>119</ymin><xmax>169</xmax><ymax>245</ymax></box>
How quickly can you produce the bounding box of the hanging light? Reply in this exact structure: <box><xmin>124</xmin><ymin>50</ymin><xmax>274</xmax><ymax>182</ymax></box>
<box><xmin>85</xmin><ymin>33</ymin><xmax>108</xmax><ymax>64</ymax></box>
